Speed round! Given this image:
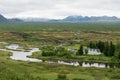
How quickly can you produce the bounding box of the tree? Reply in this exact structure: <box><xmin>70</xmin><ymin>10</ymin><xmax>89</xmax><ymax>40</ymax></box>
<box><xmin>55</xmin><ymin>47</ymin><xmax>72</xmax><ymax>58</ymax></box>
<box><xmin>96</xmin><ymin>41</ymin><xmax>105</xmax><ymax>53</ymax></box>
<box><xmin>103</xmin><ymin>41</ymin><xmax>115</xmax><ymax>57</ymax></box>
<box><xmin>41</xmin><ymin>46</ymin><xmax>56</xmax><ymax>56</ymax></box>
<box><xmin>115</xmin><ymin>42</ymin><xmax>120</xmax><ymax>60</ymax></box>
<box><xmin>76</xmin><ymin>45</ymin><xmax>84</xmax><ymax>55</ymax></box>
<box><xmin>104</xmin><ymin>41</ymin><xmax>109</xmax><ymax>56</ymax></box>
<box><xmin>115</xmin><ymin>52</ymin><xmax>120</xmax><ymax>60</ymax></box>
<box><xmin>109</xmin><ymin>41</ymin><xmax>115</xmax><ymax>56</ymax></box>
<box><xmin>84</xmin><ymin>48</ymin><xmax>88</xmax><ymax>55</ymax></box>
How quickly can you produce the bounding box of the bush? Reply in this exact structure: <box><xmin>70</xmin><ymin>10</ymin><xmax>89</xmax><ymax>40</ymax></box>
<box><xmin>41</xmin><ymin>47</ymin><xmax>73</xmax><ymax>58</ymax></box>
<box><xmin>56</xmin><ymin>74</ymin><xmax>68</xmax><ymax>80</ymax></box>
<box><xmin>72</xmin><ymin>78</ymin><xmax>85</xmax><ymax>80</ymax></box>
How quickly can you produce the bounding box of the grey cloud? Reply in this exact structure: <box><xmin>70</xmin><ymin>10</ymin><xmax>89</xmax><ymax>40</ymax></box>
<box><xmin>0</xmin><ymin>0</ymin><xmax>120</xmax><ymax>18</ymax></box>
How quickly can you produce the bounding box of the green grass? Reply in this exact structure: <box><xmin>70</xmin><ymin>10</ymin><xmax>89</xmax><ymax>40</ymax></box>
<box><xmin>0</xmin><ymin>22</ymin><xmax>120</xmax><ymax>46</ymax></box>
<box><xmin>0</xmin><ymin>22</ymin><xmax>120</xmax><ymax>80</ymax></box>
<box><xmin>0</xmin><ymin>22</ymin><xmax>120</xmax><ymax>32</ymax></box>
<box><xmin>31</xmin><ymin>51</ymin><xmax>115</xmax><ymax>63</ymax></box>
<box><xmin>0</xmin><ymin>50</ymin><xmax>120</xmax><ymax>80</ymax></box>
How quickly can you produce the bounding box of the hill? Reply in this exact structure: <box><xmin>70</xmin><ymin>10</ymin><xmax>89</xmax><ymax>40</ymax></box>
<box><xmin>62</xmin><ymin>16</ymin><xmax>120</xmax><ymax>21</ymax></box>
<box><xmin>0</xmin><ymin>14</ymin><xmax>8</xmax><ymax>22</ymax></box>
<box><xmin>0</xmin><ymin>14</ymin><xmax>23</xmax><ymax>23</ymax></box>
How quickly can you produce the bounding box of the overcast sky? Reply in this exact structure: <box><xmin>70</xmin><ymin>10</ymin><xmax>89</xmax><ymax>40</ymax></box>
<box><xmin>0</xmin><ymin>0</ymin><xmax>120</xmax><ymax>19</ymax></box>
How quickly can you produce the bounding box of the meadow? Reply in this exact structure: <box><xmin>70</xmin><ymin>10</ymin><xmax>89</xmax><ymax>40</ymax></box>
<box><xmin>0</xmin><ymin>22</ymin><xmax>120</xmax><ymax>45</ymax></box>
<box><xmin>0</xmin><ymin>22</ymin><xmax>120</xmax><ymax>80</ymax></box>
<box><xmin>0</xmin><ymin>22</ymin><xmax>120</xmax><ymax>32</ymax></box>
<box><xmin>0</xmin><ymin>50</ymin><xmax>120</xmax><ymax>80</ymax></box>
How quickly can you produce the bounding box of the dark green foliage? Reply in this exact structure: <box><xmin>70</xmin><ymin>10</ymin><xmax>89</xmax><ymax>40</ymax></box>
<box><xmin>115</xmin><ymin>42</ymin><xmax>120</xmax><ymax>60</ymax></box>
<box><xmin>103</xmin><ymin>41</ymin><xmax>115</xmax><ymax>57</ymax></box>
<box><xmin>55</xmin><ymin>47</ymin><xmax>72</xmax><ymax>58</ymax></box>
<box><xmin>96</xmin><ymin>41</ymin><xmax>105</xmax><ymax>53</ymax></box>
<box><xmin>72</xmin><ymin>78</ymin><xmax>85</xmax><ymax>80</ymax></box>
<box><xmin>76</xmin><ymin>45</ymin><xmax>84</xmax><ymax>55</ymax></box>
<box><xmin>56</xmin><ymin>74</ymin><xmax>68</xmax><ymax>80</ymax></box>
<box><xmin>89</xmin><ymin>42</ymin><xmax>97</xmax><ymax>49</ymax></box>
<box><xmin>109</xmin><ymin>42</ymin><xmax>115</xmax><ymax>56</ymax></box>
<box><xmin>88</xmin><ymin>41</ymin><xmax>116</xmax><ymax>57</ymax></box>
<box><xmin>41</xmin><ymin>46</ymin><xmax>55</xmax><ymax>56</ymax></box>
<box><xmin>84</xmin><ymin>48</ymin><xmax>88</xmax><ymax>55</ymax></box>
<box><xmin>42</xmin><ymin>50</ymin><xmax>56</xmax><ymax>56</ymax></box>
<box><xmin>22</xmin><ymin>33</ymin><xmax>32</xmax><ymax>41</ymax></box>
<box><xmin>42</xmin><ymin>46</ymin><xmax>72</xmax><ymax>58</ymax></box>
<box><xmin>22</xmin><ymin>33</ymin><xmax>31</xmax><ymax>39</ymax></box>
<box><xmin>115</xmin><ymin>52</ymin><xmax>120</xmax><ymax>60</ymax></box>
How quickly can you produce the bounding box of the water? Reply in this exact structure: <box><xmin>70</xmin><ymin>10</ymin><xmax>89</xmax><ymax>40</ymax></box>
<box><xmin>0</xmin><ymin>44</ymin><xmax>119</xmax><ymax>68</ymax></box>
<box><xmin>44</xmin><ymin>60</ymin><xmax>118</xmax><ymax>68</ymax></box>
<box><xmin>6</xmin><ymin>44</ymin><xmax>19</xmax><ymax>50</ymax></box>
<box><xmin>0</xmin><ymin>42</ymin><xmax>7</xmax><ymax>44</ymax></box>
<box><xmin>82</xmin><ymin>62</ymin><xmax>107</xmax><ymax>68</ymax></box>
<box><xmin>10</xmin><ymin>48</ymin><xmax>42</xmax><ymax>62</ymax></box>
<box><xmin>1</xmin><ymin>44</ymin><xmax>42</xmax><ymax>62</ymax></box>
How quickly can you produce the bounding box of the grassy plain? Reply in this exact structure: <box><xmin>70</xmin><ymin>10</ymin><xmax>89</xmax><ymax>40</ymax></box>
<box><xmin>0</xmin><ymin>22</ymin><xmax>120</xmax><ymax>80</ymax></box>
<box><xmin>0</xmin><ymin>22</ymin><xmax>120</xmax><ymax>45</ymax></box>
<box><xmin>0</xmin><ymin>50</ymin><xmax>120</xmax><ymax>80</ymax></box>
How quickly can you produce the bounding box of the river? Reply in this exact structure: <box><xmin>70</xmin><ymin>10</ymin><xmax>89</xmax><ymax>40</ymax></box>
<box><xmin>0</xmin><ymin>44</ymin><xmax>119</xmax><ymax>68</ymax></box>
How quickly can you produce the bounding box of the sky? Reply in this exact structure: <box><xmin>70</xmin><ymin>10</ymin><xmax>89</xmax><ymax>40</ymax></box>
<box><xmin>0</xmin><ymin>0</ymin><xmax>120</xmax><ymax>19</ymax></box>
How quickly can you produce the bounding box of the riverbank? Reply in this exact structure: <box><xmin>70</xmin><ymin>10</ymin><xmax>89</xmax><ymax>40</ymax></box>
<box><xmin>30</xmin><ymin>51</ymin><xmax>120</xmax><ymax>63</ymax></box>
<box><xmin>0</xmin><ymin>50</ymin><xmax>120</xmax><ymax>80</ymax></box>
<box><xmin>0</xmin><ymin>22</ymin><xmax>120</xmax><ymax>80</ymax></box>
<box><xmin>0</xmin><ymin>43</ymin><xmax>119</xmax><ymax>68</ymax></box>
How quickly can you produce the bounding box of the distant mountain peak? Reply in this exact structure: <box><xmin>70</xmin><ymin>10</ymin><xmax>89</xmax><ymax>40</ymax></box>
<box><xmin>0</xmin><ymin>14</ymin><xmax>8</xmax><ymax>22</ymax></box>
<box><xmin>0</xmin><ymin>14</ymin><xmax>23</xmax><ymax>23</ymax></box>
<box><xmin>62</xmin><ymin>16</ymin><xmax>120</xmax><ymax>21</ymax></box>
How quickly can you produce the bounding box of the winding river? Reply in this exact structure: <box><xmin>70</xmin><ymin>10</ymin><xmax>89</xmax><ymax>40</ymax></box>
<box><xmin>0</xmin><ymin>44</ymin><xmax>119</xmax><ymax>68</ymax></box>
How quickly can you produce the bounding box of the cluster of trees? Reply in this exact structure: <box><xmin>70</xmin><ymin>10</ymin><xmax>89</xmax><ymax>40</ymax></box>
<box><xmin>76</xmin><ymin>41</ymin><xmax>120</xmax><ymax>60</ymax></box>
<box><xmin>41</xmin><ymin>46</ymin><xmax>72</xmax><ymax>58</ymax></box>
<box><xmin>88</xmin><ymin>41</ymin><xmax>115</xmax><ymax>57</ymax></box>
<box><xmin>41</xmin><ymin>41</ymin><xmax>120</xmax><ymax>60</ymax></box>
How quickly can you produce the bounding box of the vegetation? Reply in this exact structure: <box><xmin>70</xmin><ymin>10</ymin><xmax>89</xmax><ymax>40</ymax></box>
<box><xmin>76</xmin><ymin>45</ymin><xmax>84</xmax><ymax>55</ymax></box>
<box><xmin>88</xmin><ymin>41</ymin><xmax>115</xmax><ymax>56</ymax></box>
<box><xmin>0</xmin><ymin>22</ymin><xmax>120</xmax><ymax>80</ymax></box>
<box><xmin>0</xmin><ymin>51</ymin><xmax>120</xmax><ymax>80</ymax></box>
<box><xmin>88</xmin><ymin>41</ymin><xmax>120</xmax><ymax>61</ymax></box>
<box><xmin>41</xmin><ymin>46</ymin><xmax>73</xmax><ymax>58</ymax></box>
<box><xmin>30</xmin><ymin>41</ymin><xmax>120</xmax><ymax>64</ymax></box>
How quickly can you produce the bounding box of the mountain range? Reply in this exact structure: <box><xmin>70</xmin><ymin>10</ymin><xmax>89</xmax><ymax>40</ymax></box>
<box><xmin>0</xmin><ymin>14</ymin><xmax>23</xmax><ymax>23</ymax></box>
<box><xmin>0</xmin><ymin>14</ymin><xmax>8</xmax><ymax>22</ymax></box>
<box><xmin>62</xmin><ymin>16</ymin><xmax>119</xmax><ymax>21</ymax></box>
<box><xmin>0</xmin><ymin>14</ymin><xmax>120</xmax><ymax>22</ymax></box>
<box><xmin>22</xmin><ymin>16</ymin><xmax>120</xmax><ymax>22</ymax></box>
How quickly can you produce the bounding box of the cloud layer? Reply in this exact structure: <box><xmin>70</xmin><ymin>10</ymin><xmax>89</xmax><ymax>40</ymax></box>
<box><xmin>0</xmin><ymin>0</ymin><xmax>120</xmax><ymax>19</ymax></box>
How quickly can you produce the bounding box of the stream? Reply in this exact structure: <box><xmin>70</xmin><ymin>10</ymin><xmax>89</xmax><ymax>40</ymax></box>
<box><xmin>0</xmin><ymin>44</ymin><xmax>119</xmax><ymax>68</ymax></box>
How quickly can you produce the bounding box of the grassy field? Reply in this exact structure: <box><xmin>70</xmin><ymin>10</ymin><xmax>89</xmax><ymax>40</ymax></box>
<box><xmin>0</xmin><ymin>22</ymin><xmax>120</xmax><ymax>80</ymax></box>
<box><xmin>0</xmin><ymin>50</ymin><xmax>120</xmax><ymax>80</ymax></box>
<box><xmin>0</xmin><ymin>22</ymin><xmax>120</xmax><ymax>45</ymax></box>
<box><xmin>0</xmin><ymin>22</ymin><xmax>120</xmax><ymax>32</ymax></box>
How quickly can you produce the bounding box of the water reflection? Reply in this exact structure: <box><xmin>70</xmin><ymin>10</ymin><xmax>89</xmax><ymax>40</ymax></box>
<box><xmin>0</xmin><ymin>44</ymin><xmax>119</xmax><ymax>68</ymax></box>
